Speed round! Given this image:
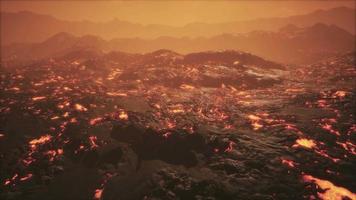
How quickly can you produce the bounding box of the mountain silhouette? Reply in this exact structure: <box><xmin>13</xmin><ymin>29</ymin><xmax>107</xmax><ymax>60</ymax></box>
<box><xmin>1</xmin><ymin>6</ymin><xmax>355</xmax><ymax>45</ymax></box>
<box><xmin>2</xmin><ymin>23</ymin><xmax>354</xmax><ymax>64</ymax></box>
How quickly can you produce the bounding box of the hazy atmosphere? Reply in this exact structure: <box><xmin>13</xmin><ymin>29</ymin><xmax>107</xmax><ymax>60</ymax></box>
<box><xmin>0</xmin><ymin>1</ymin><xmax>355</xmax><ymax>200</ymax></box>
<box><xmin>1</xmin><ymin>1</ymin><xmax>355</xmax><ymax>25</ymax></box>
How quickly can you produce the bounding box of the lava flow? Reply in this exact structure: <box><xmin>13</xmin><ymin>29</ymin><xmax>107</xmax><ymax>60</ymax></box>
<box><xmin>1</xmin><ymin>49</ymin><xmax>355</xmax><ymax>200</ymax></box>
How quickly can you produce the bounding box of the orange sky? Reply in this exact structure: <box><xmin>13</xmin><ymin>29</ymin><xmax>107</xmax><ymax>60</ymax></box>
<box><xmin>1</xmin><ymin>1</ymin><xmax>355</xmax><ymax>26</ymax></box>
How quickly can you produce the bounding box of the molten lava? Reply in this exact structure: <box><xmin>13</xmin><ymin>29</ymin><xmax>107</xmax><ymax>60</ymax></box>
<box><xmin>293</xmin><ymin>138</ymin><xmax>316</xmax><ymax>149</ymax></box>
<box><xmin>303</xmin><ymin>175</ymin><xmax>356</xmax><ymax>200</ymax></box>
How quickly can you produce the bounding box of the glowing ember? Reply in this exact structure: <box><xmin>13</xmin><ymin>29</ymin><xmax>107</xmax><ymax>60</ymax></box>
<box><xmin>46</xmin><ymin>150</ymin><xmax>57</xmax><ymax>157</ymax></box>
<box><xmin>93</xmin><ymin>189</ymin><xmax>103</xmax><ymax>200</ymax></box>
<box><xmin>166</xmin><ymin>121</ymin><xmax>176</xmax><ymax>129</ymax></box>
<box><xmin>63</xmin><ymin>112</ymin><xmax>69</xmax><ymax>117</ymax></box>
<box><xmin>4</xmin><ymin>180</ymin><xmax>10</xmax><ymax>186</ymax></box>
<box><xmin>89</xmin><ymin>136</ymin><xmax>99</xmax><ymax>149</ymax></box>
<box><xmin>19</xmin><ymin>174</ymin><xmax>33</xmax><ymax>181</ymax></box>
<box><xmin>90</xmin><ymin>117</ymin><xmax>104</xmax><ymax>125</ymax></box>
<box><xmin>281</xmin><ymin>159</ymin><xmax>296</xmax><ymax>168</ymax></box>
<box><xmin>51</xmin><ymin>116</ymin><xmax>60</xmax><ymax>120</ymax></box>
<box><xmin>58</xmin><ymin>101</ymin><xmax>70</xmax><ymax>109</ymax></box>
<box><xmin>9</xmin><ymin>87</ymin><xmax>20</xmax><ymax>91</ymax></box>
<box><xmin>224</xmin><ymin>124</ymin><xmax>233</xmax><ymax>130</ymax></box>
<box><xmin>153</xmin><ymin>104</ymin><xmax>161</xmax><ymax>109</ymax></box>
<box><xmin>171</xmin><ymin>108</ymin><xmax>185</xmax><ymax>113</ymax></box>
<box><xmin>74</xmin><ymin>104</ymin><xmax>88</xmax><ymax>112</ymax></box>
<box><xmin>118</xmin><ymin>111</ymin><xmax>128</xmax><ymax>120</ymax></box>
<box><xmin>251</xmin><ymin>122</ymin><xmax>263</xmax><ymax>130</ymax></box>
<box><xmin>180</xmin><ymin>84</ymin><xmax>195</xmax><ymax>90</ymax></box>
<box><xmin>248</xmin><ymin>114</ymin><xmax>263</xmax><ymax>130</ymax></box>
<box><xmin>106</xmin><ymin>92</ymin><xmax>128</xmax><ymax>97</ymax></box>
<box><xmin>285</xmin><ymin>88</ymin><xmax>305</xmax><ymax>92</ymax></box>
<box><xmin>32</xmin><ymin>96</ymin><xmax>46</xmax><ymax>101</ymax></box>
<box><xmin>321</xmin><ymin>123</ymin><xmax>341</xmax><ymax>136</ymax></box>
<box><xmin>337</xmin><ymin>141</ymin><xmax>356</xmax><ymax>155</ymax></box>
<box><xmin>248</xmin><ymin>114</ymin><xmax>261</xmax><ymax>121</ymax></box>
<box><xmin>29</xmin><ymin>135</ymin><xmax>52</xmax><ymax>147</ymax></box>
<box><xmin>4</xmin><ymin>174</ymin><xmax>18</xmax><ymax>186</ymax></box>
<box><xmin>22</xmin><ymin>157</ymin><xmax>35</xmax><ymax>166</ymax></box>
<box><xmin>303</xmin><ymin>175</ymin><xmax>356</xmax><ymax>200</ymax></box>
<box><xmin>317</xmin><ymin>99</ymin><xmax>327</xmax><ymax>106</ymax></box>
<box><xmin>293</xmin><ymin>138</ymin><xmax>316</xmax><ymax>149</ymax></box>
<box><xmin>315</xmin><ymin>149</ymin><xmax>340</xmax><ymax>163</ymax></box>
<box><xmin>57</xmin><ymin>149</ymin><xmax>64</xmax><ymax>155</ymax></box>
<box><xmin>162</xmin><ymin>132</ymin><xmax>172</xmax><ymax>138</ymax></box>
<box><xmin>332</xmin><ymin>91</ymin><xmax>347</xmax><ymax>98</ymax></box>
<box><xmin>284</xmin><ymin>124</ymin><xmax>304</xmax><ymax>135</ymax></box>
<box><xmin>63</xmin><ymin>86</ymin><xmax>72</xmax><ymax>91</ymax></box>
<box><xmin>45</xmin><ymin>149</ymin><xmax>63</xmax><ymax>161</ymax></box>
<box><xmin>224</xmin><ymin>141</ymin><xmax>235</xmax><ymax>152</ymax></box>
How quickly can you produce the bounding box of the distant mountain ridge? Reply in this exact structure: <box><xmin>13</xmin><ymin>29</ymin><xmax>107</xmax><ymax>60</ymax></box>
<box><xmin>1</xmin><ymin>6</ymin><xmax>355</xmax><ymax>45</ymax></box>
<box><xmin>2</xmin><ymin>23</ymin><xmax>354</xmax><ymax>64</ymax></box>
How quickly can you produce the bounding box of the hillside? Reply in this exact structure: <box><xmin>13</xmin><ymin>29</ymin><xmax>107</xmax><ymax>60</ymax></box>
<box><xmin>1</xmin><ymin>7</ymin><xmax>355</xmax><ymax>45</ymax></box>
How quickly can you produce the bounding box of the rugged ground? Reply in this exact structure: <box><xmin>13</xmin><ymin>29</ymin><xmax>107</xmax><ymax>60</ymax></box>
<box><xmin>0</xmin><ymin>50</ymin><xmax>355</xmax><ymax>200</ymax></box>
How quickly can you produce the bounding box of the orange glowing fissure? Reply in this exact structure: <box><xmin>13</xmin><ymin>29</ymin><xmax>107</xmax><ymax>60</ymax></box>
<box><xmin>29</xmin><ymin>135</ymin><xmax>52</xmax><ymax>148</ymax></box>
<box><xmin>293</xmin><ymin>138</ymin><xmax>340</xmax><ymax>162</ymax></box>
<box><xmin>321</xmin><ymin>123</ymin><xmax>341</xmax><ymax>136</ymax></box>
<box><xmin>3</xmin><ymin>173</ymin><xmax>33</xmax><ymax>186</ymax></box>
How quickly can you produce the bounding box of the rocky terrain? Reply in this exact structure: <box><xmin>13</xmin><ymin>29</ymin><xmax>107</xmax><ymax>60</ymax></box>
<box><xmin>0</xmin><ymin>50</ymin><xmax>355</xmax><ymax>200</ymax></box>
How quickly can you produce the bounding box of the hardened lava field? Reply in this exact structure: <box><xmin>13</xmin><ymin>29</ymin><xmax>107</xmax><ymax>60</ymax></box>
<box><xmin>0</xmin><ymin>50</ymin><xmax>355</xmax><ymax>200</ymax></box>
